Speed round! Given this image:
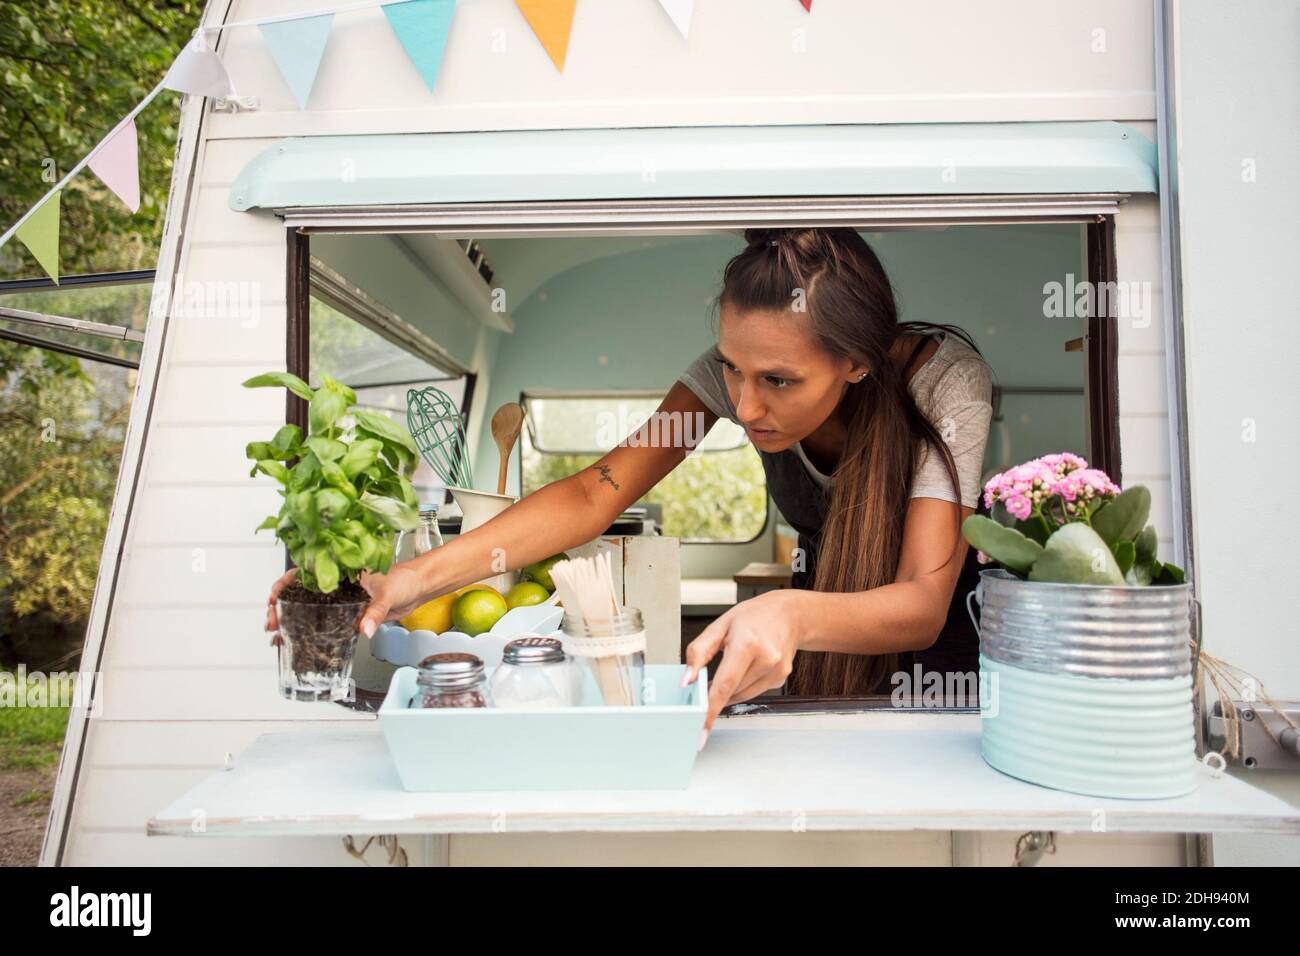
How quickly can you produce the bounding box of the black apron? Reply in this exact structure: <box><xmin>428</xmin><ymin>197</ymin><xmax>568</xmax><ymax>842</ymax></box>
<box><xmin>758</xmin><ymin>444</ymin><xmax>983</xmax><ymax>697</ymax></box>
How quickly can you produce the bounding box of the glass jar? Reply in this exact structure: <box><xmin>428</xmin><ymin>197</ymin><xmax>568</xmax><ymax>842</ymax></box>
<box><xmin>414</xmin><ymin>652</ymin><xmax>489</xmax><ymax>708</ymax></box>
<box><xmin>489</xmin><ymin>636</ymin><xmax>580</xmax><ymax>709</ymax></box>
<box><xmin>395</xmin><ymin>505</ymin><xmax>443</xmax><ymax>563</ymax></box>
<box><xmin>560</xmin><ymin>606</ymin><xmax>646</xmax><ymax>706</ymax></box>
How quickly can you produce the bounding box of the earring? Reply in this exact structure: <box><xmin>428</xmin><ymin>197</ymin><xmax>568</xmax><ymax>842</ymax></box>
<box><xmin>855</xmin><ymin>372</ymin><xmax>867</xmax><ymax>382</ymax></box>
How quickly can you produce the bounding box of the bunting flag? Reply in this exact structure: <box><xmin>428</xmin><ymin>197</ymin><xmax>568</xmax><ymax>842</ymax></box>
<box><xmin>657</xmin><ymin>0</ymin><xmax>693</xmax><ymax>38</ymax></box>
<box><xmin>88</xmin><ymin>119</ymin><xmax>140</xmax><ymax>213</ymax></box>
<box><xmin>162</xmin><ymin>35</ymin><xmax>234</xmax><ymax>97</ymax></box>
<box><xmin>799</xmin><ymin>0</ymin><xmax>812</xmax><ymax>9</ymax></box>
<box><xmin>383</xmin><ymin>0</ymin><xmax>457</xmax><ymax>91</ymax></box>
<box><xmin>259</xmin><ymin>14</ymin><xmax>335</xmax><ymax>108</ymax></box>
<box><xmin>516</xmin><ymin>0</ymin><xmax>577</xmax><ymax>72</ymax></box>
<box><xmin>15</xmin><ymin>191</ymin><xmax>62</xmax><ymax>284</ymax></box>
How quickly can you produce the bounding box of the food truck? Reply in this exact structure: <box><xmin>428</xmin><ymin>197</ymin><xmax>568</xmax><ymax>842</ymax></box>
<box><xmin>33</xmin><ymin>0</ymin><xmax>1299</xmax><ymax>866</ymax></box>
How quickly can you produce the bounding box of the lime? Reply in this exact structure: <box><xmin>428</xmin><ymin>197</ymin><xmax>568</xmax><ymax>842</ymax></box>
<box><xmin>522</xmin><ymin>553</ymin><xmax>566</xmax><ymax>592</ymax></box>
<box><xmin>451</xmin><ymin>588</ymin><xmax>508</xmax><ymax>636</ymax></box>
<box><xmin>505</xmin><ymin>581</ymin><xmax>550</xmax><ymax>609</ymax></box>
<box><xmin>399</xmin><ymin>592</ymin><xmax>457</xmax><ymax>633</ymax></box>
<box><xmin>456</xmin><ymin>583</ymin><xmax>499</xmax><ymax>596</ymax></box>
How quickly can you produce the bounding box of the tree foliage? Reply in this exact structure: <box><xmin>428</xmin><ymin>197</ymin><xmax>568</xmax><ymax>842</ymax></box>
<box><xmin>0</xmin><ymin>0</ymin><xmax>203</xmax><ymax>276</ymax></box>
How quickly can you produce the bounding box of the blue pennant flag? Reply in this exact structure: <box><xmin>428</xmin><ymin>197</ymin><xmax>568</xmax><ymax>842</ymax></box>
<box><xmin>383</xmin><ymin>0</ymin><xmax>457</xmax><ymax>91</ymax></box>
<box><xmin>259</xmin><ymin>13</ymin><xmax>335</xmax><ymax>109</ymax></box>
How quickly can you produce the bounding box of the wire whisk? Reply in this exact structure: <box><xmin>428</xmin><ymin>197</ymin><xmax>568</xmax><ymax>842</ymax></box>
<box><xmin>406</xmin><ymin>385</ymin><xmax>474</xmax><ymax>489</ymax></box>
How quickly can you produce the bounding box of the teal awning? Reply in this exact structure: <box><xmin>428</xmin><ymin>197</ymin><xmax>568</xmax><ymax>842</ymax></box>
<box><xmin>229</xmin><ymin>121</ymin><xmax>1157</xmax><ymax>212</ymax></box>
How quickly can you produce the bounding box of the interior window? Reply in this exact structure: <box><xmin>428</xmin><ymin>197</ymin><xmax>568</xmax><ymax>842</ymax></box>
<box><xmin>520</xmin><ymin>391</ymin><xmax>768</xmax><ymax>543</ymax></box>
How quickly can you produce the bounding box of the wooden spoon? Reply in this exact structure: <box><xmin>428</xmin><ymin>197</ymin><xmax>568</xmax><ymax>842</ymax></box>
<box><xmin>491</xmin><ymin>402</ymin><xmax>526</xmax><ymax>496</ymax></box>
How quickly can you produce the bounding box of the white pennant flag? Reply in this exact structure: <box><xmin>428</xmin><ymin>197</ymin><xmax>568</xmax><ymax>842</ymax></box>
<box><xmin>657</xmin><ymin>0</ymin><xmax>694</xmax><ymax>38</ymax></box>
<box><xmin>163</xmin><ymin>32</ymin><xmax>233</xmax><ymax>98</ymax></box>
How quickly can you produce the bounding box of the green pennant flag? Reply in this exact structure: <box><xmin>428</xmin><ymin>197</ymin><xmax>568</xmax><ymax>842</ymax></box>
<box><xmin>16</xmin><ymin>190</ymin><xmax>61</xmax><ymax>284</ymax></box>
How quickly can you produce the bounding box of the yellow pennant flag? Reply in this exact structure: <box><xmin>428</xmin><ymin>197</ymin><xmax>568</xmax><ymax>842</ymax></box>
<box><xmin>515</xmin><ymin>0</ymin><xmax>577</xmax><ymax>72</ymax></box>
<box><xmin>16</xmin><ymin>190</ymin><xmax>61</xmax><ymax>284</ymax></box>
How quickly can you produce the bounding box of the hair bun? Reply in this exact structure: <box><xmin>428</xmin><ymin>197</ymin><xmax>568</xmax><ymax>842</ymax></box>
<box><xmin>744</xmin><ymin>228</ymin><xmax>787</xmax><ymax>250</ymax></box>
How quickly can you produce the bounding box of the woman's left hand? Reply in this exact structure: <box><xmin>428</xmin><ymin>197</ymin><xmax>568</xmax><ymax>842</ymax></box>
<box><xmin>682</xmin><ymin>588</ymin><xmax>806</xmax><ymax>746</ymax></box>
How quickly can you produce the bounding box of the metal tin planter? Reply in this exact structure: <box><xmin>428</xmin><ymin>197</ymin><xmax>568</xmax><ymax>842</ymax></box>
<box><xmin>970</xmin><ymin>568</ymin><xmax>1197</xmax><ymax>799</ymax></box>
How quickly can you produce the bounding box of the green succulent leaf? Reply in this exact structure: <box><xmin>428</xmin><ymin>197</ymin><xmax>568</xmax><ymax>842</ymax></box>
<box><xmin>1029</xmin><ymin>523</ymin><xmax>1125</xmax><ymax>585</ymax></box>
<box><xmin>961</xmin><ymin>515</ymin><xmax>1044</xmax><ymax>573</ymax></box>
<box><xmin>1091</xmin><ymin>486</ymin><xmax>1151</xmax><ymax>545</ymax></box>
<box><xmin>1111</xmin><ymin>539</ymin><xmax>1136</xmax><ymax>576</ymax></box>
<box><xmin>1155</xmin><ymin>562</ymin><xmax>1186</xmax><ymax>585</ymax></box>
<box><xmin>1135</xmin><ymin>524</ymin><xmax>1158</xmax><ymax>564</ymax></box>
<box><xmin>242</xmin><ymin>371</ymin><xmax>314</xmax><ymax>402</ymax></box>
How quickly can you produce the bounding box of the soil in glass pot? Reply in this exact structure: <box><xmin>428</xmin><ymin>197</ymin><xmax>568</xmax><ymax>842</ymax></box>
<box><xmin>276</xmin><ymin>579</ymin><xmax>368</xmax><ymax>702</ymax></box>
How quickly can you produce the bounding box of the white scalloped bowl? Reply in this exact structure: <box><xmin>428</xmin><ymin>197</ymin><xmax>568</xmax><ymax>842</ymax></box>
<box><xmin>371</xmin><ymin>594</ymin><xmax>565</xmax><ymax>668</ymax></box>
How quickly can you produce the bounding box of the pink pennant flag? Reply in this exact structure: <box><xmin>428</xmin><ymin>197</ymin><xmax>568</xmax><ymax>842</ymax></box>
<box><xmin>799</xmin><ymin>0</ymin><xmax>812</xmax><ymax>9</ymax></box>
<box><xmin>88</xmin><ymin>119</ymin><xmax>140</xmax><ymax>213</ymax></box>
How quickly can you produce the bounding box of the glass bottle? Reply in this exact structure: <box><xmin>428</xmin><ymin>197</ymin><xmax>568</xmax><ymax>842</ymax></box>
<box><xmin>395</xmin><ymin>505</ymin><xmax>444</xmax><ymax>563</ymax></box>
<box><xmin>560</xmin><ymin>606</ymin><xmax>646</xmax><ymax>707</ymax></box>
<box><xmin>414</xmin><ymin>652</ymin><xmax>489</xmax><ymax>709</ymax></box>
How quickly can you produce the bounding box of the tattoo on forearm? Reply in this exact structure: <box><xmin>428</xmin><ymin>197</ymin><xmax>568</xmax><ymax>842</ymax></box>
<box><xmin>591</xmin><ymin>464</ymin><xmax>621</xmax><ymax>490</ymax></box>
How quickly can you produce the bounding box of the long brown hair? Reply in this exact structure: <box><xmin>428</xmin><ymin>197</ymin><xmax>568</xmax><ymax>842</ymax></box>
<box><xmin>719</xmin><ymin>228</ymin><xmax>974</xmax><ymax>696</ymax></box>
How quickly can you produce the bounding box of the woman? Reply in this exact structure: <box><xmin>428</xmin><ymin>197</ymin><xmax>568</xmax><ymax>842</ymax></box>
<box><xmin>265</xmin><ymin>228</ymin><xmax>994</xmax><ymax>745</ymax></box>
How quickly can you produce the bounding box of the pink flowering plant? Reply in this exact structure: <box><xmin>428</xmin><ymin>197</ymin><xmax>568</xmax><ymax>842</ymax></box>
<box><xmin>963</xmin><ymin>452</ymin><xmax>1185</xmax><ymax>586</ymax></box>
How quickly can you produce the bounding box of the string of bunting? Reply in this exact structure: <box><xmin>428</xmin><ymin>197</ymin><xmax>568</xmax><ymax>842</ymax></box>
<box><xmin>0</xmin><ymin>0</ymin><xmax>814</xmax><ymax>284</ymax></box>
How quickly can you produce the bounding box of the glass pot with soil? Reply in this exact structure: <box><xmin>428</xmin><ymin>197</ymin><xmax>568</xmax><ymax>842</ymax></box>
<box><xmin>276</xmin><ymin>579</ymin><xmax>369</xmax><ymax>702</ymax></box>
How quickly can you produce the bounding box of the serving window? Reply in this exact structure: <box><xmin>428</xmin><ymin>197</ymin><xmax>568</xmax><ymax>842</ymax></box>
<box><xmin>281</xmin><ymin>197</ymin><xmax>1123</xmax><ymax>713</ymax></box>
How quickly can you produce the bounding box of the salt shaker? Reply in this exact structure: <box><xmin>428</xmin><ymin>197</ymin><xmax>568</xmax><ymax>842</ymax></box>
<box><xmin>489</xmin><ymin>636</ymin><xmax>579</xmax><ymax>708</ymax></box>
<box><xmin>414</xmin><ymin>652</ymin><xmax>489</xmax><ymax>708</ymax></box>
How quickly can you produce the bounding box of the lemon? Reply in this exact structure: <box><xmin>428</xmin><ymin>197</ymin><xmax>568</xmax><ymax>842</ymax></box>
<box><xmin>399</xmin><ymin>592</ymin><xmax>458</xmax><ymax>634</ymax></box>
<box><xmin>505</xmin><ymin>581</ymin><xmax>550</xmax><ymax>609</ymax></box>
<box><xmin>451</xmin><ymin>589</ymin><xmax>509</xmax><ymax>636</ymax></box>
<box><xmin>522</xmin><ymin>554</ymin><xmax>566</xmax><ymax>592</ymax></box>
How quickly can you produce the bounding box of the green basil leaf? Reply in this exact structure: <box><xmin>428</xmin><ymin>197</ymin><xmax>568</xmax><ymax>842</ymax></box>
<box><xmin>353</xmin><ymin>409</ymin><xmax>418</xmax><ymax>456</ymax></box>
<box><xmin>254</xmin><ymin>459</ymin><xmax>289</xmax><ymax>484</ymax></box>
<box><xmin>320</xmin><ymin>374</ymin><xmax>357</xmax><ymax>408</ymax></box>
<box><xmin>359</xmin><ymin>491</ymin><xmax>419</xmax><ymax>531</ymax></box>
<box><xmin>242</xmin><ymin>371</ymin><xmax>314</xmax><ymax>402</ymax></box>
<box><xmin>271</xmin><ymin>424</ymin><xmax>303</xmax><ymax>455</ymax></box>
<box><xmin>339</xmin><ymin>438</ymin><xmax>383</xmax><ymax>479</ymax></box>
<box><xmin>288</xmin><ymin>453</ymin><xmax>321</xmax><ymax>492</ymax></box>
<box><xmin>315</xmin><ymin>488</ymin><xmax>351</xmax><ymax>522</ymax></box>
<box><xmin>309</xmin><ymin>389</ymin><xmax>349</xmax><ymax>435</ymax></box>
<box><xmin>246</xmin><ymin>441</ymin><xmax>274</xmax><ymax>461</ymax></box>
<box><xmin>304</xmin><ymin>436</ymin><xmax>346</xmax><ymax>462</ymax></box>
<box><xmin>314</xmin><ymin>551</ymin><xmax>339</xmax><ymax>593</ymax></box>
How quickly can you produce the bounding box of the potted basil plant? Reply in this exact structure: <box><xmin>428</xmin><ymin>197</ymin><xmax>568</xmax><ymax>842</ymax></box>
<box><xmin>244</xmin><ymin>371</ymin><xmax>420</xmax><ymax>701</ymax></box>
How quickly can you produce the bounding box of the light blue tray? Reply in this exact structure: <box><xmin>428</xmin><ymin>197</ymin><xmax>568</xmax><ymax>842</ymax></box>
<box><xmin>378</xmin><ymin>664</ymin><xmax>708</xmax><ymax>792</ymax></box>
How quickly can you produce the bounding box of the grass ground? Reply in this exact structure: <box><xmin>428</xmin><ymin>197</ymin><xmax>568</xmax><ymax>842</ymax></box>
<box><xmin>0</xmin><ymin>679</ymin><xmax>69</xmax><ymax>866</ymax></box>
